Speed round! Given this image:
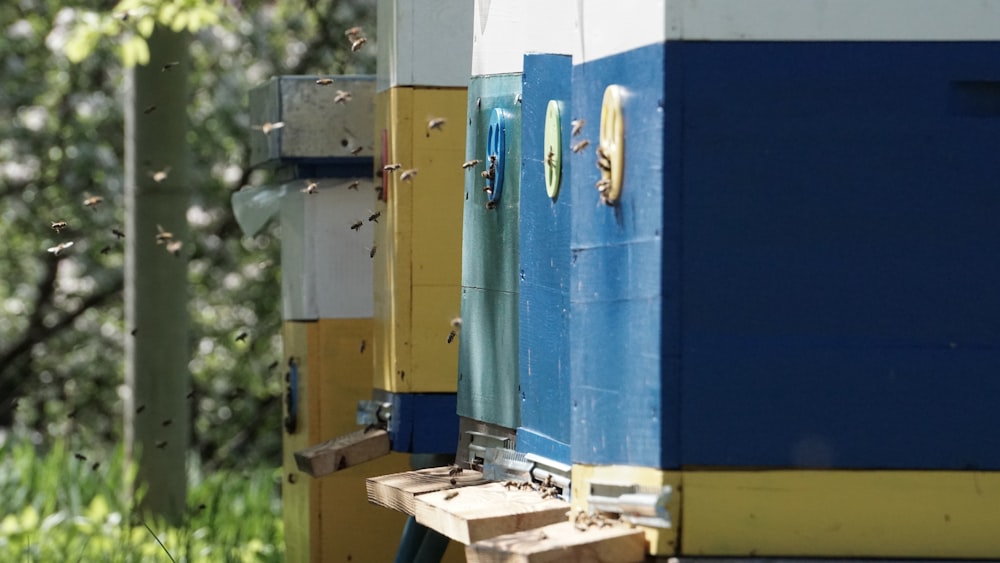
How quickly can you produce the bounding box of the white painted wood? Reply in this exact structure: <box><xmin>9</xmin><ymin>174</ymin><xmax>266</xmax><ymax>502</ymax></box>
<box><xmin>472</xmin><ymin>0</ymin><xmax>578</xmax><ymax>76</ymax></box>
<box><xmin>574</xmin><ymin>0</ymin><xmax>1000</xmax><ymax>64</ymax></box>
<box><xmin>377</xmin><ymin>0</ymin><xmax>473</xmax><ymax>91</ymax></box>
<box><xmin>280</xmin><ymin>179</ymin><xmax>375</xmax><ymax>320</ymax></box>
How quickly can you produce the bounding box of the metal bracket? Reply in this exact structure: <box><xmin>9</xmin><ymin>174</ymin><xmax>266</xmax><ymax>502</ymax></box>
<box><xmin>480</xmin><ymin>446</ymin><xmax>573</xmax><ymax>500</ymax></box>
<box><xmin>465</xmin><ymin>431</ymin><xmax>511</xmax><ymax>468</ymax></box>
<box><xmin>356</xmin><ymin>399</ymin><xmax>392</xmax><ymax>426</ymax></box>
<box><xmin>588</xmin><ymin>482</ymin><xmax>672</xmax><ymax>529</ymax></box>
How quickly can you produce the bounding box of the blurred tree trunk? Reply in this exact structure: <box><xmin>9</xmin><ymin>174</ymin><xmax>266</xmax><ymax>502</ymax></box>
<box><xmin>124</xmin><ymin>25</ymin><xmax>191</xmax><ymax>525</ymax></box>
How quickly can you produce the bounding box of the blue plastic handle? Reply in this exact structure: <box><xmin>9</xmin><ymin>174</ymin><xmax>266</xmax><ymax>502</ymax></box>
<box><xmin>487</xmin><ymin>108</ymin><xmax>506</xmax><ymax>203</ymax></box>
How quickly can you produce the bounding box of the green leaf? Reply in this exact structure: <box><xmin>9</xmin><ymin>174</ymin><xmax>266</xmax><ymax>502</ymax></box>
<box><xmin>137</xmin><ymin>15</ymin><xmax>155</xmax><ymax>38</ymax></box>
<box><xmin>64</xmin><ymin>27</ymin><xmax>100</xmax><ymax>63</ymax></box>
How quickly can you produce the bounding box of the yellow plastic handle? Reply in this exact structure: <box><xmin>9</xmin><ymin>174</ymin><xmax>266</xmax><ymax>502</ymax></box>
<box><xmin>598</xmin><ymin>85</ymin><xmax>625</xmax><ymax>205</ymax></box>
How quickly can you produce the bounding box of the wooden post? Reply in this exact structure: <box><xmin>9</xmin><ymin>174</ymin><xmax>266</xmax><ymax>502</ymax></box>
<box><xmin>123</xmin><ymin>25</ymin><xmax>191</xmax><ymax>524</ymax></box>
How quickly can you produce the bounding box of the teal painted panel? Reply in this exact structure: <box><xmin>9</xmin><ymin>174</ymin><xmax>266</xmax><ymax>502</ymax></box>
<box><xmin>457</xmin><ymin>74</ymin><xmax>523</xmax><ymax>430</ymax></box>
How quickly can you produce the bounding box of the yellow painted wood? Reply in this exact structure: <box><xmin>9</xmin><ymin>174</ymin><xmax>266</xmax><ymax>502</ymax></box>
<box><xmin>282</xmin><ymin>319</ymin><xmax>413</xmax><ymax>563</ymax></box>
<box><xmin>683</xmin><ymin>470</ymin><xmax>1000</xmax><ymax>559</ymax></box>
<box><xmin>570</xmin><ymin>464</ymin><xmax>680</xmax><ymax>556</ymax></box>
<box><xmin>373</xmin><ymin>86</ymin><xmax>466</xmax><ymax>393</ymax></box>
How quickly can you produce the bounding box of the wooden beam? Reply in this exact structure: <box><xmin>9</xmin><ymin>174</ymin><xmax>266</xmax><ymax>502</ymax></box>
<box><xmin>367</xmin><ymin>466</ymin><xmax>487</xmax><ymax>515</ymax></box>
<box><xmin>465</xmin><ymin>521</ymin><xmax>646</xmax><ymax>563</ymax></box>
<box><xmin>414</xmin><ymin>482</ymin><xmax>569</xmax><ymax>545</ymax></box>
<box><xmin>293</xmin><ymin>428</ymin><xmax>390</xmax><ymax>478</ymax></box>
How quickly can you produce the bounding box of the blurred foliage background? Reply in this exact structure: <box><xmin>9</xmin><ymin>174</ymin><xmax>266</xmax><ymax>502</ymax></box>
<box><xmin>0</xmin><ymin>0</ymin><xmax>375</xmax><ymax>472</ymax></box>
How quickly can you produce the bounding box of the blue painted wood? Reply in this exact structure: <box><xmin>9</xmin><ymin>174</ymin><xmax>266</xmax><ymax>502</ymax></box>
<box><xmin>458</xmin><ymin>74</ymin><xmax>523</xmax><ymax>430</ymax></box>
<box><xmin>570</xmin><ymin>44</ymin><xmax>676</xmax><ymax>469</ymax></box>
<box><xmin>571</xmin><ymin>40</ymin><xmax>1000</xmax><ymax>470</ymax></box>
<box><xmin>517</xmin><ymin>54</ymin><xmax>573</xmax><ymax>465</ymax></box>
<box><xmin>388</xmin><ymin>392</ymin><xmax>459</xmax><ymax>454</ymax></box>
<box><xmin>678</xmin><ymin>41</ymin><xmax>1000</xmax><ymax>470</ymax></box>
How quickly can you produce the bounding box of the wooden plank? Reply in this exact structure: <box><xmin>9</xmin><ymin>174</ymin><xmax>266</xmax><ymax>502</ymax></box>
<box><xmin>293</xmin><ymin>429</ymin><xmax>390</xmax><ymax>477</ymax></box>
<box><xmin>465</xmin><ymin>521</ymin><xmax>646</xmax><ymax>563</ymax></box>
<box><xmin>414</xmin><ymin>482</ymin><xmax>569</xmax><ymax>545</ymax></box>
<box><xmin>367</xmin><ymin>466</ymin><xmax>487</xmax><ymax>515</ymax></box>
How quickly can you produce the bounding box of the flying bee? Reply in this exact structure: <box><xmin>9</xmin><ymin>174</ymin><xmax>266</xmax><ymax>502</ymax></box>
<box><xmin>92</xmin><ymin>462</ymin><xmax>100</xmax><ymax>471</ymax></box>
<box><xmin>100</xmin><ymin>246</ymin><xmax>111</xmax><ymax>255</ymax></box>
<box><xmin>288</xmin><ymin>473</ymin><xmax>297</xmax><ymax>484</ymax></box>
<box><xmin>368</xmin><ymin>245</ymin><xmax>377</xmax><ymax>258</ymax></box>
<box><xmin>83</xmin><ymin>193</ymin><xmax>103</xmax><ymax>208</ymax></box>
<box><xmin>268</xmin><ymin>360</ymin><xmax>279</xmax><ymax>371</ymax></box>
<box><xmin>344</xmin><ymin>26</ymin><xmax>363</xmax><ymax>40</ymax></box>
<box><xmin>155</xmin><ymin>224</ymin><xmax>173</xmax><ymax>244</ymax></box>
<box><xmin>351</xmin><ymin>37</ymin><xmax>367</xmax><ymax>52</ymax></box>
<box><xmin>162</xmin><ymin>419</ymin><xmax>172</xmax><ymax>427</ymax></box>
<box><xmin>444</xmin><ymin>491</ymin><xmax>459</xmax><ymax>501</ymax></box>
<box><xmin>315</xmin><ymin>77</ymin><xmax>334</xmax><ymax>86</ymax></box>
<box><xmin>136</xmin><ymin>404</ymin><xmax>146</xmax><ymax>414</ymax></box>
<box><xmin>350</xmin><ymin>146</ymin><xmax>364</xmax><ymax>156</ymax></box>
<box><xmin>427</xmin><ymin>117</ymin><xmax>447</xmax><ymax>131</ymax></box>
<box><xmin>74</xmin><ymin>453</ymin><xmax>87</xmax><ymax>461</ymax></box>
<box><xmin>47</xmin><ymin>241</ymin><xmax>74</xmax><ymax>256</ymax></box>
<box><xmin>447</xmin><ymin>330</ymin><xmax>456</xmax><ymax>343</ymax></box>
<box><xmin>367</xmin><ymin>210</ymin><xmax>380</xmax><ymax>223</ymax></box>
<box><xmin>301</xmin><ymin>180</ymin><xmax>318</xmax><ymax>194</ymax></box>
<box><xmin>131</xmin><ymin>328</ymin><xmax>138</xmax><ymax>336</ymax></box>
<box><xmin>461</xmin><ymin>159</ymin><xmax>480</xmax><ymax>169</ymax></box>
<box><xmin>571</xmin><ymin>118</ymin><xmax>585</xmax><ymax>137</ymax></box>
<box><xmin>383</xmin><ymin>163</ymin><xmax>402</xmax><ymax>171</ymax></box>
<box><xmin>400</xmin><ymin>169</ymin><xmax>418</xmax><ymax>182</ymax></box>
<box><xmin>51</xmin><ymin>221</ymin><xmax>68</xmax><ymax>233</ymax></box>
<box><xmin>346</xmin><ymin>180</ymin><xmax>360</xmax><ymax>190</ymax></box>
<box><xmin>151</xmin><ymin>167</ymin><xmax>171</xmax><ymax>182</ymax></box>
<box><xmin>112</xmin><ymin>228</ymin><xmax>125</xmax><ymax>239</ymax></box>
<box><xmin>486</xmin><ymin>200</ymin><xmax>498</xmax><ymax>210</ymax></box>
<box><xmin>196</xmin><ymin>503</ymin><xmax>207</xmax><ymax>512</ymax></box>
<box><xmin>350</xmin><ymin>220</ymin><xmax>363</xmax><ymax>231</ymax></box>
<box><xmin>161</xmin><ymin>61</ymin><xmax>180</xmax><ymax>71</ymax></box>
<box><xmin>156</xmin><ymin>441</ymin><xmax>167</xmax><ymax>449</ymax></box>
<box><xmin>253</xmin><ymin>121</ymin><xmax>285</xmax><ymax>135</ymax></box>
<box><xmin>333</xmin><ymin>90</ymin><xmax>352</xmax><ymax>104</ymax></box>
<box><xmin>186</xmin><ymin>390</ymin><xmax>195</xmax><ymax>399</ymax></box>
<box><xmin>165</xmin><ymin>240</ymin><xmax>183</xmax><ymax>256</ymax></box>
<box><xmin>68</xmin><ymin>409</ymin><xmax>77</xmax><ymax>419</ymax></box>
<box><xmin>571</xmin><ymin>139</ymin><xmax>590</xmax><ymax>153</ymax></box>
<box><xmin>359</xmin><ymin>339</ymin><xmax>366</xmax><ymax>354</ymax></box>
<box><xmin>236</xmin><ymin>332</ymin><xmax>248</xmax><ymax>342</ymax></box>
<box><xmin>143</xmin><ymin>105</ymin><xmax>157</xmax><ymax>114</ymax></box>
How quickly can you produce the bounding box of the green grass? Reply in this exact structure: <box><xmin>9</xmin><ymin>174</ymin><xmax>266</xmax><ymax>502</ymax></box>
<box><xmin>0</xmin><ymin>432</ymin><xmax>283</xmax><ymax>562</ymax></box>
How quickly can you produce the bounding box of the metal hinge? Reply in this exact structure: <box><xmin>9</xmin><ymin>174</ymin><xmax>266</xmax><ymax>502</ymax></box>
<box><xmin>588</xmin><ymin>482</ymin><xmax>673</xmax><ymax>529</ymax></box>
<box><xmin>481</xmin><ymin>446</ymin><xmax>572</xmax><ymax>500</ymax></box>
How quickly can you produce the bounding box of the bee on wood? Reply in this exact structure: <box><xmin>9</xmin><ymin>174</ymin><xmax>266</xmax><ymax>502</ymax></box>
<box><xmin>350</xmin><ymin>220</ymin><xmax>363</xmax><ymax>231</ymax></box>
<box><xmin>503</xmin><ymin>480</ymin><xmax>518</xmax><ymax>490</ymax></box>
<box><xmin>571</xmin><ymin>139</ymin><xmax>590</xmax><ymax>153</ymax></box>
<box><xmin>400</xmin><ymin>169</ymin><xmax>418</xmax><ymax>182</ymax></box>
<box><xmin>143</xmin><ymin>105</ymin><xmax>157</xmax><ymax>115</ymax></box>
<box><xmin>344</xmin><ymin>26</ymin><xmax>364</xmax><ymax>40</ymax></box>
<box><xmin>368</xmin><ymin>245</ymin><xmax>377</xmax><ymax>258</ymax></box>
<box><xmin>51</xmin><ymin>221</ymin><xmax>68</xmax><ymax>233</ymax></box>
<box><xmin>448</xmin><ymin>465</ymin><xmax>463</xmax><ymax>476</ymax></box>
<box><xmin>427</xmin><ymin>117</ymin><xmax>446</xmax><ymax>132</ymax></box>
<box><xmin>74</xmin><ymin>453</ymin><xmax>87</xmax><ymax>461</ymax></box>
<box><xmin>351</xmin><ymin>37</ymin><xmax>367</xmax><ymax>52</ymax></box>
<box><xmin>235</xmin><ymin>332</ymin><xmax>248</xmax><ymax>342</ymax></box>
<box><xmin>346</xmin><ymin>180</ymin><xmax>360</xmax><ymax>190</ymax></box>
<box><xmin>315</xmin><ymin>78</ymin><xmax>334</xmax><ymax>86</ymax></box>
<box><xmin>350</xmin><ymin>146</ymin><xmax>364</xmax><ymax>156</ymax></box>
<box><xmin>161</xmin><ymin>61</ymin><xmax>180</xmax><ymax>72</ymax></box>
<box><xmin>83</xmin><ymin>193</ymin><xmax>103</xmax><ymax>209</ymax></box>
<box><xmin>571</xmin><ymin>118</ymin><xmax>585</xmax><ymax>137</ymax></box>
<box><xmin>333</xmin><ymin>90</ymin><xmax>352</xmax><ymax>104</ymax></box>
<box><xmin>155</xmin><ymin>225</ymin><xmax>173</xmax><ymax>244</ymax></box>
<box><xmin>253</xmin><ymin>121</ymin><xmax>285</xmax><ymax>135</ymax></box>
<box><xmin>444</xmin><ymin>491</ymin><xmax>459</xmax><ymax>501</ymax></box>
<box><xmin>151</xmin><ymin>167</ymin><xmax>171</xmax><ymax>183</ymax></box>
<box><xmin>359</xmin><ymin>339</ymin><xmax>366</xmax><ymax>354</ymax></box>
<box><xmin>47</xmin><ymin>241</ymin><xmax>74</xmax><ymax>256</ymax></box>
<box><xmin>301</xmin><ymin>180</ymin><xmax>318</xmax><ymax>194</ymax></box>
<box><xmin>156</xmin><ymin>441</ymin><xmax>167</xmax><ymax>449</ymax></box>
<box><xmin>367</xmin><ymin>210</ymin><xmax>380</xmax><ymax>223</ymax></box>
<box><xmin>449</xmin><ymin>477</ymin><xmax>457</xmax><ymax>486</ymax></box>
<box><xmin>162</xmin><ymin>419</ymin><xmax>172</xmax><ymax>427</ymax></box>
<box><xmin>112</xmin><ymin>228</ymin><xmax>125</xmax><ymax>239</ymax></box>
<box><xmin>165</xmin><ymin>240</ymin><xmax>183</xmax><ymax>257</ymax></box>
<box><xmin>136</xmin><ymin>404</ymin><xmax>146</xmax><ymax>414</ymax></box>
<box><xmin>383</xmin><ymin>163</ymin><xmax>402</xmax><ymax>171</ymax></box>
<box><xmin>461</xmin><ymin>159</ymin><xmax>480</xmax><ymax>169</ymax></box>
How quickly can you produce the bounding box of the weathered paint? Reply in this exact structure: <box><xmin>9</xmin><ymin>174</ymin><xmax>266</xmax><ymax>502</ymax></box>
<box><xmin>458</xmin><ymin>73</ymin><xmax>522</xmax><ymax>431</ymax></box>
<box><xmin>281</xmin><ymin>319</ymin><xmax>412</xmax><ymax>563</ymax></box>
<box><xmin>683</xmin><ymin>470</ymin><xmax>1000</xmax><ymax>558</ymax></box>
<box><xmin>516</xmin><ymin>54</ymin><xmax>573</xmax><ymax>464</ymax></box>
<box><xmin>373</xmin><ymin>87</ymin><xmax>466</xmax><ymax>394</ymax></box>
<box><xmin>570</xmin><ymin>464</ymin><xmax>680</xmax><ymax>556</ymax></box>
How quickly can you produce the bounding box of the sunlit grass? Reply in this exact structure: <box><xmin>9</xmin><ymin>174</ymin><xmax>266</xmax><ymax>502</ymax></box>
<box><xmin>0</xmin><ymin>431</ymin><xmax>283</xmax><ymax>562</ymax></box>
